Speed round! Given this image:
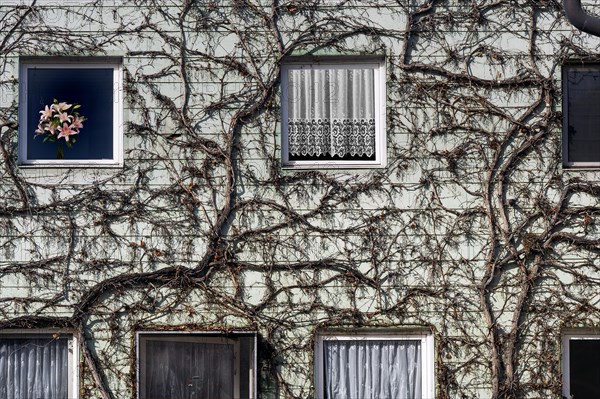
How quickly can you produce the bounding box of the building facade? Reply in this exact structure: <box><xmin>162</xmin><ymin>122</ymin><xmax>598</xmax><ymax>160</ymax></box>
<box><xmin>0</xmin><ymin>0</ymin><xmax>599</xmax><ymax>398</ymax></box>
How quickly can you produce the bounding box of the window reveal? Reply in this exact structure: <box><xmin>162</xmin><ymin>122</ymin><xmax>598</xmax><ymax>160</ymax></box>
<box><xmin>281</xmin><ymin>60</ymin><xmax>386</xmax><ymax>168</ymax></box>
<box><xmin>138</xmin><ymin>333</ymin><xmax>256</xmax><ymax>399</ymax></box>
<box><xmin>562</xmin><ymin>333</ymin><xmax>600</xmax><ymax>398</ymax></box>
<box><xmin>19</xmin><ymin>59</ymin><xmax>123</xmax><ymax>166</ymax></box>
<box><xmin>314</xmin><ymin>332</ymin><xmax>434</xmax><ymax>399</ymax></box>
<box><xmin>563</xmin><ymin>64</ymin><xmax>600</xmax><ymax>167</ymax></box>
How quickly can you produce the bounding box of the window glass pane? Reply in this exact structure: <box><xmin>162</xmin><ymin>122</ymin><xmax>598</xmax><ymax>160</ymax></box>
<box><xmin>141</xmin><ymin>339</ymin><xmax>234</xmax><ymax>399</ymax></box>
<box><xmin>26</xmin><ymin>68</ymin><xmax>114</xmax><ymax>160</ymax></box>
<box><xmin>570</xmin><ymin>339</ymin><xmax>600</xmax><ymax>398</ymax></box>
<box><xmin>566</xmin><ymin>67</ymin><xmax>600</xmax><ymax>163</ymax></box>
<box><xmin>0</xmin><ymin>337</ymin><xmax>69</xmax><ymax>399</ymax></box>
<box><xmin>323</xmin><ymin>340</ymin><xmax>421</xmax><ymax>399</ymax></box>
<box><xmin>287</xmin><ymin>66</ymin><xmax>376</xmax><ymax>161</ymax></box>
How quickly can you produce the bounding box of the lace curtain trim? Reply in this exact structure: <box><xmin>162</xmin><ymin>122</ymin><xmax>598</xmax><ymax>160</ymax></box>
<box><xmin>288</xmin><ymin>118</ymin><xmax>376</xmax><ymax>158</ymax></box>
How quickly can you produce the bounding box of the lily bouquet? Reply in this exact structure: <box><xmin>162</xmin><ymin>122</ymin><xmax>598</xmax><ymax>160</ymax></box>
<box><xmin>35</xmin><ymin>100</ymin><xmax>86</xmax><ymax>159</ymax></box>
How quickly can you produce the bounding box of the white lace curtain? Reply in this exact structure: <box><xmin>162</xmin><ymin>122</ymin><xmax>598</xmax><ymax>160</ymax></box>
<box><xmin>287</xmin><ymin>67</ymin><xmax>376</xmax><ymax>158</ymax></box>
<box><xmin>141</xmin><ymin>340</ymin><xmax>234</xmax><ymax>399</ymax></box>
<box><xmin>0</xmin><ymin>338</ymin><xmax>69</xmax><ymax>399</ymax></box>
<box><xmin>323</xmin><ymin>340</ymin><xmax>421</xmax><ymax>399</ymax></box>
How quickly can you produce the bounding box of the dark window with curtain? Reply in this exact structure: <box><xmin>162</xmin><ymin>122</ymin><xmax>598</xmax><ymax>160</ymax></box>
<box><xmin>138</xmin><ymin>333</ymin><xmax>256</xmax><ymax>399</ymax></box>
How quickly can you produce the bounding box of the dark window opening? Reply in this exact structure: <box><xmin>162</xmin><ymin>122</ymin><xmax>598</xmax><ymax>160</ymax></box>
<box><xmin>564</xmin><ymin>65</ymin><xmax>600</xmax><ymax>165</ymax></box>
<box><xmin>138</xmin><ymin>333</ymin><xmax>256</xmax><ymax>399</ymax></box>
<box><xmin>569</xmin><ymin>339</ymin><xmax>600</xmax><ymax>399</ymax></box>
<box><xmin>24</xmin><ymin>67</ymin><xmax>115</xmax><ymax>161</ymax></box>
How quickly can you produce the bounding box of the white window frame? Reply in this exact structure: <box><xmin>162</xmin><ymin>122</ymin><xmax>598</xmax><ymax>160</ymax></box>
<box><xmin>137</xmin><ymin>331</ymin><xmax>257</xmax><ymax>399</ymax></box>
<box><xmin>0</xmin><ymin>329</ymin><xmax>79</xmax><ymax>399</ymax></box>
<box><xmin>562</xmin><ymin>331</ymin><xmax>600</xmax><ymax>398</ymax></box>
<box><xmin>281</xmin><ymin>59</ymin><xmax>387</xmax><ymax>169</ymax></box>
<box><xmin>314</xmin><ymin>331</ymin><xmax>435</xmax><ymax>399</ymax></box>
<box><xmin>562</xmin><ymin>64</ymin><xmax>600</xmax><ymax>168</ymax></box>
<box><xmin>18</xmin><ymin>58</ymin><xmax>123</xmax><ymax>167</ymax></box>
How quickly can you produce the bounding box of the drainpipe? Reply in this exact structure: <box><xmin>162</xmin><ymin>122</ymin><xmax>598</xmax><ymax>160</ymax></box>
<box><xmin>564</xmin><ymin>0</ymin><xmax>600</xmax><ymax>36</ymax></box>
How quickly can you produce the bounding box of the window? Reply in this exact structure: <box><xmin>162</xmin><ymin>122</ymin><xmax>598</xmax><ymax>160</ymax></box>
<box><xmin>281</xmin><ymin>59</ymin><xmax>386</xmax><ymax>168</ymax></box>
<box><xmin>563</xmin><ymin>64</ymin><xmax>600</xmax><ymax>167</ymax></box>
<box><xmin>137</xmin><ymin>332</ymin><xmax>256</xmax><ymax>399</ymax></box>
<box><xmin>0</xmin><ymin>330</ymin><xmax>79</xmax><ymax>399</ymax></box>
<box><xmin>19</xmin><ymin>58</ymin><xmax>123</xmax><ymax>166</ymax></box>
<box><xmin>314</xmin><ymin>331</ymin><xmax>434</xmax><ymax>399</ymax></box>
<box><xmin>562</xmin><ymin>331</ymin><xmax>600</xmax><ymax>398</ymax></box>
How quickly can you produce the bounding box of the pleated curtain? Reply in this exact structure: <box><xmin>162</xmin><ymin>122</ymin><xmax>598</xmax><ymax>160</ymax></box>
<box><xmin>323</xmin><ymin>340</ymin><xmax>421</xmax><ymax>399</ymax></box>
<box><xmin>0</xmin><ymin>338</ymin><xmax>69</xmax><ymax>399</ymax></box>
<box><xmin>141</xmin><ymin>339</ymin><xmax>234</xmax><ymax>399</ymax></box>
<box><xmin>287</xmin><ymin>67</ymin><xmax>376</xmax><ymax>158</ymax></box>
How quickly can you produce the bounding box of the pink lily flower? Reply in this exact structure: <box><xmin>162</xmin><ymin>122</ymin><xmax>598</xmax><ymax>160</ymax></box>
<box><xmin>39</xmin><ymin>105</ymin><xmax>53</xmax><ymax>120</ymax></box>
<box><xmin>45</xmin><ymin>120</ymin><xmax>59</xmax><ymax>134</ymax></box>
<box><xmin>71</xmin><ymin>116</ymin><xmax>84</xmax><ymax>130</ymax></box>
<box><xmin>36</xmin><ymin>101</ymin><xmax>85</xmax><ymax>142</ymax></box>
<box><xmin>35</xmin><ymin>123</ymin><xmax>45</xmax><ymax>136</ymax></box>
<box><xmin>56</xmin><ymin>111</ymin><xmax>72</xmax><ymax>124</ymax></box>
<box><xmin>56</xmin><ymin>102</ymin><xmax>72</xmax><ymax>111</ymax></box>
<box><xmin>57</xmin><ymin>123</ymin><xmax>79</xmax><ymax>142</ymax></box>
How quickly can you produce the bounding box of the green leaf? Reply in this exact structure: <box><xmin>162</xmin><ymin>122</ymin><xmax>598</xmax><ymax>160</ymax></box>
<box><xmin>73</xmin><ymin>104</ymin><xmax>81</xmax><ymax>110</ymax></box>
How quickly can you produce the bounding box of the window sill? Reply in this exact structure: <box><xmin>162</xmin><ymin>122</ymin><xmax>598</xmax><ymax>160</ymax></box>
<box><xmin>562</xmin><ymin>166</ymin><xmax>600</xmax><ymax>174</ymax></box>
<box><xmin>282</xmin><ymin>161</ymin><xmax>386</xmax><ymax>170</ymax></box>
<box><xmin>19</xmin><ymin>160</ymin><xmax>123</xmax><ymax>169</ymax></box>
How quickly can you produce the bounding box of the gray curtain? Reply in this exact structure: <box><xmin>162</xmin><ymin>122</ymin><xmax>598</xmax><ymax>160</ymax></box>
<box><xmin>0</xmin><ymin>338</ymin><xmax>69</xmax><ymax>399</ymax></box>
<box><xmin>142</xmin><ymin>339</ymin><xmax>234</xmax><ymax>399</ymax></box>
<box><xmin>323</xmin><ymin>340</ymin><xmax>421</xmax><ymax>399</ymax></box>
<box><xmin>287</xmin><ymin>68</ymin><xmax>376</xmax><ymax>158</ymax></box>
